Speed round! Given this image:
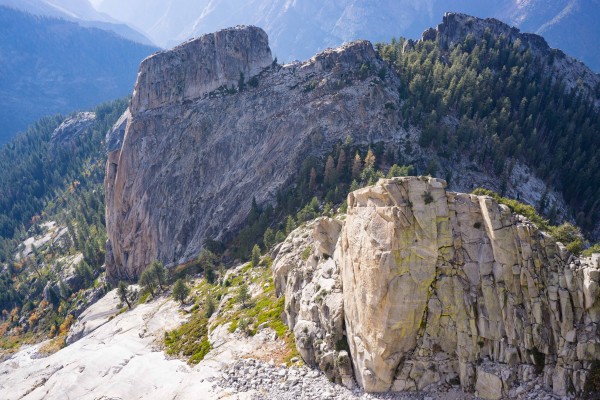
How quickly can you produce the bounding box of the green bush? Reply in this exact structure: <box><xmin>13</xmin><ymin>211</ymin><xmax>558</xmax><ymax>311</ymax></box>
<box><xmin>164</xmin><ymin>314</ymin><xmax>211</xmax><ymax>365</ymax></box>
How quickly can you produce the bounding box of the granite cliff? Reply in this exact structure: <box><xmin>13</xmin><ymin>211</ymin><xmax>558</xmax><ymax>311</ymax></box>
<box><xmin>273</xmin><ymin>176</ymin><xmax>600</xmax><ymax>398</ymax></box>
<box><xmin>105</xmin><ymin>25</ymin><xmax>403</xmax><ymax>279</ymax></box>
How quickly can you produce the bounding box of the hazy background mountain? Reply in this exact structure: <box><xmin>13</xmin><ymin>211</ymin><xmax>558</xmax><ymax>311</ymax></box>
<box><xmin>504</xmin><ymin>0</ymin><xmax>600</xmax><ymax>74</ymax></box>
<box><xmin>0</xmin><ymin>0</ymin><xmax>153</xmax><ymax>45</ymax></box>
<box><xmin>88</xmin><ymin>0</ymin><xmax>600</xmax><ymax>71</ymax></box>
<box><xmin>0</xmin><ymin>6</ymin><xmax>157</xmax><ymax>146</ymax></box>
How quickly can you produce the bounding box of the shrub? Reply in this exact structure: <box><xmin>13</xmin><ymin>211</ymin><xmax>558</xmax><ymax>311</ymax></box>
<box><xmin>164</xmin><ymin>314</ymin><xmax>211</xmax><ymax>365</ymax></box>
<box><xmin>550</xmin><ymin>223</ymin><xmax>585</xmax><ymax>255</ymax></box>
<box><xmin>301</xmin><ymin>247</ymin><xmax>312</xmax><ymax>261</ymax></box>
<box><xmin>582</xmin><ymin>244</ymin><xmax>600</xmax><ymax>257</ymax></box>
<box><xmin>248</xmin><ymin>76</ymin><xmax>259</xmax><ymax>88</ymax></box>
<box><xmin>423</xmin><ymin>191</ymin><xmax>434</xmax><ymax>204</ymax></box>
<box><xmin>205</xmin><ymin>294</ymin><xmax>216</xmax><ymax>318</ymax></box>
<box><xmin>473</xmin><ymin>188</ymin><xmax>551</xmax><ymax>231</ymax></box>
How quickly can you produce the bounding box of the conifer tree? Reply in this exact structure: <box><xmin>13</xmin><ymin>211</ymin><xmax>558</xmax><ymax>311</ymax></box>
<box><xmin>309</xmin><ymin>167</ymin><xmax>317</xmax><ymax>192</ymax></box>
<box><xmin>197</xmin><ymin>249</ymin><xmax>217</xmax><ymax>284</ymax></box>
<box><xmin>324</xmin><ymin>155</ymin><xmax>336</xmax><ymax>186</ymax></box>
<box><xmin>150</xmin><ymin>260</ymin><xmax>167</xmax><ymax>291</ymax></box>
<box><xmin>336</xmin><ymin>148</ymin><xmax>347</xmax><ymax>180</ymax></box>
<box><xmin>364</xmin><ymin>148</ymin><xmax>376</xmax><ymax>169</ymax></box>
<box><xmin>172</xmin><ymin>279</ymin><xmax>190</xmax><ymax>305</ymax></box>
<box><xmin>251</xmin><ymin>244</ymin><xmax>261</xmax><ymax>268</ymax></box>
<box><xmin>263</xmin><ymin>228</ymin><xmax>275</xmax><ymax>249</ymax></box>
<box><xmin>117</xmin><ymin>281</ymin><xmax>131</xmax><ymax>309</ymax></box>
<box><xmin>351</xmin><ymin>152</ymin><xmax>363</xmax><ymax>180</ymax></box>
<box><xmin>139</xmin><ymin>269</ymin><xmax>157</xmax><ymax>297</ymax></box>
<box><xmin>285</xmin><ymin>215</ymin><xmax>295</xmax><ymax>234</ymax></box>
<box><xmin>205</xmin><ymin>294</ymin><xmax>216</xmax><ymax>318</ymax></box>
<box><xmin>237</xmin><ymin>283</ymin><xmax>250</xmax><ymax>308</ymax></box>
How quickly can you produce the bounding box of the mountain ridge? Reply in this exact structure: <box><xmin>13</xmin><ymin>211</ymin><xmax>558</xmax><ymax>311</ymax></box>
<box><xmin>0</xmin><ymin>0</ymin><xmax>154</xmax><ymax>45</ymax></box>
<box><xmin>105</xmin><ymin>14</ymin><xmax>600</xmax><ymax>280</ymax></box>
<box><xmin>90</xmin><ymin>0</ymin><xmax>600</xmax><ymax>71</ymax></box>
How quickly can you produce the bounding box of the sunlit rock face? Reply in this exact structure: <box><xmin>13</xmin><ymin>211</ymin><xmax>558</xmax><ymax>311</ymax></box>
<box><xmin>274</xmin><ymin>176</ymin><xmax>600</xmax><ymax>397</ymax></box>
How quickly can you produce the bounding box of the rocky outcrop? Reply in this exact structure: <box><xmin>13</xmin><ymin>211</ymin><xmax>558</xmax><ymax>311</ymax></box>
<box><xmin>51</xmin><ymin>112</ymin><xmax>96</xmax><ymax>143</ymax></box>
<box><xmin>273</xmin><ymin>177</ymin><xmax>600</xmax><ymax>397</ymax></box>
<box><xmin>272</xmin><ymin>218</ymin><xmax>354</xmax><ymax>388</ymax></box>
<box><xmin>130</xmin><ymin>26</ymin><xmax>272</xmax><ymax>113</ymax></box>
<box><xmin>105</xmin><ymin>26</ymin><xmax>402</xmax><ymax>279</ymax></box>
<box><xmin>105</xmin><ymin>108</ymin><xmax>129</xmax><ymax>153</ymax></box>
<box><xmin>105</xmin><ymin>19</ymin><xmax>596</xmax><ymax>281</ymax></box>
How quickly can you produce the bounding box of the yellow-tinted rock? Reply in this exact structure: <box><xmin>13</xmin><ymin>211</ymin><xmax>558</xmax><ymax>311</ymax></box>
<box><xmin>273</xmin><ymin>176</ymin><xmax>600</xmax><ymax>396</ymax></box>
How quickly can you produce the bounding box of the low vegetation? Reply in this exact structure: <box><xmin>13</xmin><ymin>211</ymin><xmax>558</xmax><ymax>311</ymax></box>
<box><xmin>472</xmin><ymin>188</ymin><xmax>592</xmax><ymax>255</ymax></box>
<box><xmin>164</xmin><ymin>313</ymin><xmax>211</xmax><ymax>365</ymax></box>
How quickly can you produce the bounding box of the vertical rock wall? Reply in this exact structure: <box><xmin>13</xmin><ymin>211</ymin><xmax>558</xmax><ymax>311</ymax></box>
<box><xmin>273</xmin><ymin>177</ymin><xmax>600</xmax><ymax>398</ymax></box>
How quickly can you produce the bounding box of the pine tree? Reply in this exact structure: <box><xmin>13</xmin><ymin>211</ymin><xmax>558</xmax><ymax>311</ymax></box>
<box><xmin>197</xmin><ymin>249</ymin><xmax>217</xmax><ymax>284</ymax></box>
<box><xmin>172</xmin><ymin>279</ymin><xmax>190</xmax><ymax>305</ymax></box>
<box><xmin>238</xmin><ymin>72</ymin><xmax>245</xmax><ymax>91</ymax></box>
<box><xmin>351</xmin><ymin>152</ymin><xmax>363</xmax><ymax>180</ymax></box>
<box><xmin>285</xmin><ymin>215</ymin><xmax>295</xmax><ymax>234</ymax></box>
<box><xmin>336</xmin><ymin>148</ymin><xmax>347</xmax><ymax>180</ymax></box>
<box><xmin>364</xmin><ymin>148</ymin><xmax>376</xmax><ymax>169</ymax></box>
<box><xmin>251</xmin><ymin>244</ymin><xmax>261</xmax><ymax>268</ymax></box>
<box><xmin>205</xmin><ymin>294</ymin><xmax>216</xmax><ymax>318</ymax></box>
<box><xmin>309</xmin><ymin>167</ymin><xmax>317</xmax><ymax>192</ymax></box>
<box><xmin>58</xmin><ymin>279</ymin><xmax>70</xmax><ymax>299</ymax></box>
<box><xmin>263</xmin><ymin>228</ymin><xmax>275</xmax><ymax>249</ymax></box>
<box><xmin>150</xmin><ymin>260</ymin><xmax>167</xmax><ymax>291</ymax></box>
<box><xmin>324</xmin><ymin>155</ymin><xmax>336</xmax><ymax>186</ymax></box>
<box><xmin>139</xmin><ymin>269</ymin><xmax>157</xmax><ymax>297</ymax></box>
<box><xmin>237</xmin><ymin>283</ymin><xmax>250</xmax><ymax>308</ymax></box>
<box><xmin>117</xmin><ymin>281</ymin><xmax>131</xmax><ymax>309</ymax></box>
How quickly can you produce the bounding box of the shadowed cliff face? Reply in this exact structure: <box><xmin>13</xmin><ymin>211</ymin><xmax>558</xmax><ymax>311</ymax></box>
<box><xmin>273</xmin><ymin>177</ymin><xmax>600</xmax><ymax>397</ymax></box>
<box><xmin>105</xmin><ymin>25</ymin><xmax>402</xmax><ymax>279</ymax></box>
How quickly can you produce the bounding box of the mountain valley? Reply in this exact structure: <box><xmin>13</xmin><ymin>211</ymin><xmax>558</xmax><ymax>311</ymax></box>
<box><xmin>0</xmin><ymin>11</ymin><xmax>599</xmax><ymax>400</ymax></box>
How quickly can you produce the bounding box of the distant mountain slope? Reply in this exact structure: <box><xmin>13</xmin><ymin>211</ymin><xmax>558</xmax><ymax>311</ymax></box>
<box><xmin>0</xmin><ymin>0</ymin><xmax>153</xmax><ymax>45</ymax></box>
<box><xmin>0</xmin><ymin>7</ymin><xmax>157</xmax><ymax>146</ymax></box>
<box><xmin>90</xmin><ymin>0</ymin><xmax>600</xmax><ymax>71</ymax></box>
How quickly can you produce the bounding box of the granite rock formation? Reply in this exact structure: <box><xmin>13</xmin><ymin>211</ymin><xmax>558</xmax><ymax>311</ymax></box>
<box><xmin>105</xmin><ymin>25</ymin><xmax>402</xmax><ymax>279</ymax></box>
<box><xmin>273</xmin><ymin>177</ymin><xmax>600</xmax><ymax>398</ymax></box>
<box><xmin>105</xmin><ymin>16</ymin><xmax>599</xmax><ymax>280</ymax></box>
<box><xmin>50</xmin><ymin>112</ymin><xmax>96</xmax><ymax>144</ymax></box>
